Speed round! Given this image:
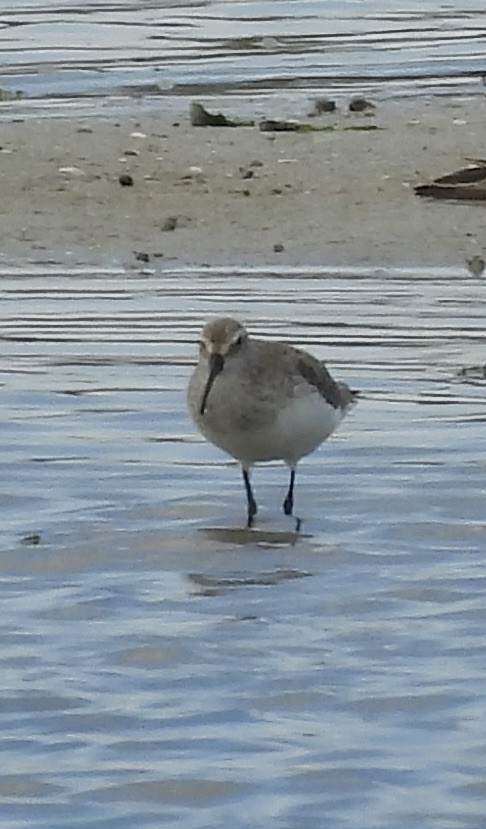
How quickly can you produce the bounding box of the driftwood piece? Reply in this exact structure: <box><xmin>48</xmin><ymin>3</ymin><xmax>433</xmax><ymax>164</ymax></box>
<box><xmin>415</xmin><ymin>163</ymin><xmax>486</xmax><ymax>201</ymax></box>
<box><xmin>434</xmin><ymin>166</ymin><xmax>486</xmax><ymax>185</ymax></box>
<box><xmin>190</xmin><ymin>102</ymin><xmax>254</xmax><ymax>128</ymax></box>
<box><xmin>415</xmin><ymin>183</ymin><xmax>486</xmax><ymax>201</ymax></box>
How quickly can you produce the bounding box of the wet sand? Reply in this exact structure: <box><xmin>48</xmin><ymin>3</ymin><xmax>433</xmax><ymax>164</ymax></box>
<box><xmin>0</xmin><ymin>97</ymin><xmax>484</xmax><ymax>269</ymax></box>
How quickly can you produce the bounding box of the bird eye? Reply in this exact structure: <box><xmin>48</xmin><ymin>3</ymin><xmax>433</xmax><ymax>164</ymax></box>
<box><xmin>234</xmin><ymin>334</ymin><xmax>243</xmax><ymax>347</ymax></box>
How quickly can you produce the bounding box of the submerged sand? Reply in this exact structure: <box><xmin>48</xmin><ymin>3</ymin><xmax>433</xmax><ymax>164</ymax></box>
<box><xmin>0</xmin><ymin>97</ymin><xmax>484</xmax><ymax>269</ymax></box>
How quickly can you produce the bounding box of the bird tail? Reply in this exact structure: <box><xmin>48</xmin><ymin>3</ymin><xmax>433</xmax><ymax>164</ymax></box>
<box><xmin>338</xmin><ymin>382</ymin><xmax>359</xmax><ymax>409</ymax></box>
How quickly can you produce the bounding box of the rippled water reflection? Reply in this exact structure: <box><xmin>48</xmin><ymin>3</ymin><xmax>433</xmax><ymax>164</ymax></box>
<box><xmin>0</xmin><ymin>0</ymin><xmax>484</xmax><ymax>102</ymax></box>
<box><xmin>1</xmin><ymin>263</ymin><xmax>485</xmax><ymax>828</ymax></box>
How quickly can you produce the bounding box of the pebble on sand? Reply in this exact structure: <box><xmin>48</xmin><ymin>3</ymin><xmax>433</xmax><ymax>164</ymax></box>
<box><xmin>119</xmin><ymin>173</ymin><xmax>134</xmax><ymax>187</ymax></box>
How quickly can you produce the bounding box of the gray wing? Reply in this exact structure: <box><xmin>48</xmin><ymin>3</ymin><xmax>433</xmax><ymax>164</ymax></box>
<box><xmin>248</xmin><ymin>339</ymin><xmax>357</xmax><ymax>411</ymax></box>
<box><xmin>295</xmin><ymin>349</ymin><xmax>357</xmax><ymax>411</ymax></box>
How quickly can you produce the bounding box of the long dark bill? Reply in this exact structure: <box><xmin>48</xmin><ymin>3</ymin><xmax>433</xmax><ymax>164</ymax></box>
<box><xmin>199</xmin><ymin>353</ymin><xmax>225</xmax><ymax>415</ymax></box>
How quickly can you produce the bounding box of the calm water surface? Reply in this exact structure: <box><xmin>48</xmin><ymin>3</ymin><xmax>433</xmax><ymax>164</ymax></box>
<box><xmin>0</xmin><ymin>0</ymin><xmax>484</xmax><ymax>106</ymax></box>
<box><xmin>1</xmin><ymin>263</ymin><xmax>485</xmax><ymax>827</ymax></box>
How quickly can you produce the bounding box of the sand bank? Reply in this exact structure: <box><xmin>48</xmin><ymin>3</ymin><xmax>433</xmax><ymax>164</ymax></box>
<box><xmin>0</xmin><ymin>97</ymin><xmax>484</xmax><ymax>269</ymax></box>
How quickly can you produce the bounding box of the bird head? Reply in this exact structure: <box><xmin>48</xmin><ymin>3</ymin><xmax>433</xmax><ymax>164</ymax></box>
<box><xmin>197</xmin><ymin>317</ymin><xmax>248</xmax><ymax>414</ymax></box>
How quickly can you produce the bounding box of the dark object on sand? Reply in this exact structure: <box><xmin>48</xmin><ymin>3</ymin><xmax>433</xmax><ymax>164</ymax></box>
<box><xmin>259</xmin><ymin>118</ymin><xmax>302</xmax><ymax>132</ymax></box>
<box><xmin>190</xmin><ymin>102</ymin><xmax>254</xmax><ymax>128</ymax></box>
<box><xmin>310</xmin><ymin>97</ymin><xmax>337</xmax><ymax>115</ymax></box>
<box><xmin>259</xmin><ymin>119</ymin><xmax>335</xmax><ymax>133</ymax></box>
<box><xmin>434</xmin><ymin>162</ymin><xmax>486</xmax><ymax>185</ymax></box>
<box><xmin>119</xmin><ymin>174</ymin><xmax>134</xmax><ymax>187</ymax></box>
<box><xmin>349</xmin><ymin>97</ymin><xmax>376</xmax><ymax>113</ymax></box>
<box><xmin>162</xmin><ymin>217</ymin><xmax>178</xmax><ymax>232</ymax></box>
<box><xmin>467</xmin><ymin>255</ymin><xmax>485</xmax><ymax>276</ymax></box>
<box><xmin>415</xmin><ymin>161</ymin><xmax>486</xmax><ymax>201</ymax></box>
<box><xmin>415</xmin><ymin>184</ymin><xmax>486</xmax><ymax>200</ymax></box>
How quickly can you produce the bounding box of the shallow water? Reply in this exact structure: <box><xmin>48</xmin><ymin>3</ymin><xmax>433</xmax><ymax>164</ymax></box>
<box><xmin>1</xmin><ymin>262</ymin><xmax>485</xmax><ymax>827</ymax></box>
<box><xmin>0</xmin><ymin>0</ymin><xmax>484</xmax><ymax>106</ymax></box>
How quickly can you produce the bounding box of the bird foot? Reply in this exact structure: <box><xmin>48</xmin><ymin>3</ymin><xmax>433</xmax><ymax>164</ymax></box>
<box><xmin>283</xmin><ymin>496</ymin><xmax>293</xmax><ymax>516</ymax></box>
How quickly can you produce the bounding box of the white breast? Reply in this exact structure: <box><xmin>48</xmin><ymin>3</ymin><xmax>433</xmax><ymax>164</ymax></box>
<box><xmin>196</xmin><ymin>386</ymin><xmax>342</xmax><ymax>468</ymax></box>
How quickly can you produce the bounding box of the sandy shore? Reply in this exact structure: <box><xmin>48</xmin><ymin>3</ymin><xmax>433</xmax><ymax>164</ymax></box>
<box><xmin>0</xmin><ymin>97</ymin><xmax>484</xmax><ymax>269</ymax></box>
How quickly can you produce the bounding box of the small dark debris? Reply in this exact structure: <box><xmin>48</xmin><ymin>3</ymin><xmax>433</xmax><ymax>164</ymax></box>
<box><xmin>311</xmin><ymin>97</ymin><xmax>337</xmax><ymax>115</ymax></box>
<box><xmin>467</xmin><ymin>256</ymin><xmax>485</xmax><ymax>276</ymax></box>
<box><xmin>21</xmin><ymin>533</ymin><xmax>41</xmax><ymax>546</ymax></box>
<box><xmin>119</xmin><ymin>174</ymin><xmax>134</xmax><ymax>187</ymax></box>
<box><xmin>349</xmin><ymin>97</ymin><xmax>376</xmax><ymax>113</ymax></box>
<box><xmin>162</xmin><ymin>216</ymin><xmax>178</xmax><ymax>232</ymax></box>
<box><xmin>273</xmin><ymin>242</ymin><xmax>285</xmax><ymax>253</ymax></box>
<box><xmin>239</xmin><ymin>168</ymin><xmax>254</xmax><ymax>179</ymax></box>
<box><xmin>260</xmin><ymin>118</ymin><xmax>300</xmax><ymax>132</ymax></box>
<box><xmin>135</xmin><ymin>251</ymin><xmax>150</xmax><ymax>263</ymax></box>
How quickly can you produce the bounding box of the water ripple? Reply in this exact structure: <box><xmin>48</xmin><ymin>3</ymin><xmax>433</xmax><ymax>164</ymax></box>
<box><xmin>1</xmin><ymin>262</ymin><xmax>485</xmax><ymax>828</ymax></box>
<box><xmin>0</xmin><ymin>0</ymin><xmax>484</xmax><ymax>103</ymax></box>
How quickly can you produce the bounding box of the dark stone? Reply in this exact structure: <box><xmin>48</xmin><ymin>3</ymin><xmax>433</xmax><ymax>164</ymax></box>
<box><xmin>119</xmin><ymin>174</ymin><xmax>134</xmax><ymax>187</ymax></box>
<box><xmin>162</xmin><ymin>216</ymin><xmax>178</xmax><ymax>231</ymax></box>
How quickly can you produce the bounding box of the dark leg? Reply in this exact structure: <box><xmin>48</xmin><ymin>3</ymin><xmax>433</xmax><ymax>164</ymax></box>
<box><xmin>242</xmin><ymin>468</ymin><xmax>257</xmax><ymax>528</ymax></box>
<box><xmin>283</xmin><ymin>468</ymin><xmax>296</xmax><ymax>516</ymax></box>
